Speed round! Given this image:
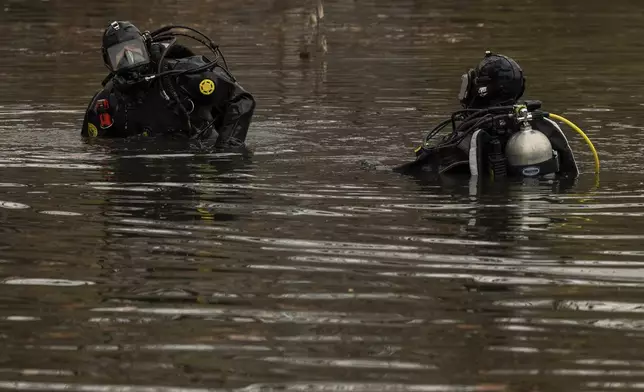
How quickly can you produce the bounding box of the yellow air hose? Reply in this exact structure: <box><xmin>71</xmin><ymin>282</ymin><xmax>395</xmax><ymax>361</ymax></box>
<box><xmin>547</xmin><ymin>113</ymin><xmax>600</xmax><ymax>175</ymax></box>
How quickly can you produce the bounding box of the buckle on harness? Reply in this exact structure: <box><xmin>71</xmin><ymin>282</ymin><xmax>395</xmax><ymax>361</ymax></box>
<box><xmin>95</xmin><ymin>99</ymin><xmax>114</xmax><ymax>129</ymax></box>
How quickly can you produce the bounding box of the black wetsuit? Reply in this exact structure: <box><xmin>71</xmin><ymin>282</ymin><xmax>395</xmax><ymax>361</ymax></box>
<box><xmin>81</xmin><ymin>43</ymin><xmax>255</xmax><ymax>148</ymax></box>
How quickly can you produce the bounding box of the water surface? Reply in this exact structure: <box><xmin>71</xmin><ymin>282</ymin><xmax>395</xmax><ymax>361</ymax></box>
<box><xmin>1</xmin><ymin>0</ymin><xmax>644</xmax><ymax>391</ymax></box>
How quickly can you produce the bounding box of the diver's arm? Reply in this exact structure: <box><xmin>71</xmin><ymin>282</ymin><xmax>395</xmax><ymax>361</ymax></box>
<box><xmin>214</xmin><ymin>81</ymin><xmax>256</xmax><ymax>147</ymax></box>
<box><xmin>81</xmin><ymin>83</ymin><xmax>123</xmax><ymax>137</ymax></box>
<box><xmin>81</xmin><ymin>91</ymin><xmax>103</xmax><ymax>137</ymax></box>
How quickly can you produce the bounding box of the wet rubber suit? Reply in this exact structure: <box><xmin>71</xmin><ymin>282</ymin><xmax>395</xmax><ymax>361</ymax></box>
<box><xmin>81</xmin><ymin>22</ymin><xmax>255</xmax><ymax>149</ymax></box>
<box><xmin>394</xmin><ymin>52</ymin><xmax>579</xmax><ymax>180</ymax></box>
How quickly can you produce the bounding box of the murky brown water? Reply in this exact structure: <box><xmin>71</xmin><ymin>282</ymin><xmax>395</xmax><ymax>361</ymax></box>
<box><xmin>1</xmin><ymin>0</ymin><xmax>644</xmax><ymax>391</ymax></box>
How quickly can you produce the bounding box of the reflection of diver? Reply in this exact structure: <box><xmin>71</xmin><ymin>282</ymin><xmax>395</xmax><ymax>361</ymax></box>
<box><xmin>394</xmin><ymin>51</ymin><xmax>600</xmax><ymax>184</ymax></box>
<box><xmin>96</xmin><ymin>140</ymin><xmax>255</xmax><ymax>224</ymax></box>
<box><xmin>91</xmin><ymin>142</ymin><xmax>256</xmax><ymax>308</ymax></box>
<box><xmin>81</xmin><ymin>21</ymin><xmax>255</xmax><ymax>150</ymax></box>
<box><xmin>402</xmin><ymin>176</ymin><xmax>590</xmax><ymax>385</ymax></box>
<box><xmin>412</xmin><ymin>174</ymin><xmax>576</xmax><ymax>242</ymax></box>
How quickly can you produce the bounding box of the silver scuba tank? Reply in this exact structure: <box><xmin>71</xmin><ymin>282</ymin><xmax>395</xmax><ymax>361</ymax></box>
<box><xmin>505</xmin><ymin>121</ymin><xmax>556</xmax><ymax>176</ymax></box>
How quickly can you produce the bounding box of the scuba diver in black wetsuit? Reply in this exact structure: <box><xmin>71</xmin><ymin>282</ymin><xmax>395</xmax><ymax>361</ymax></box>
<box><xmin>81</xmin><ymin>21</ymin><xmax>256</xmax><ymax>150</ymax></box>
<box><xmin>394</xmin><ymin>51</ymin><xmax>600</xmax><ymax>181</ymax></box>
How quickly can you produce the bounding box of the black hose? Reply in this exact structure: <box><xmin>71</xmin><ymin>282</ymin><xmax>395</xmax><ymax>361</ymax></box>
<box><xmin>151</xmin><ymin>25</ymin><xmax>231</xmax><ymax>74</ymax></box>
<box><xmin>424</xmin><ymin>114</ymin><xmax>498</xmax><ymax>154</ymax></box>
<box><xmin>454</xmin><ymin>112</ymin><xmax>489</xmax><ymax>134</ymax></box>
<box><xmin>424</xmin><ymin>118</ymin><xmax>452</xmax><ymax>146</ymax></box>
<box><xmin>153</xmin><ymin>32</ymin><xmax>220</xmax><ymax>61</ymax></box>
<box><xmin>140</xmin><ymin>25</ymin><xmax>237</xmax><ymax>136</ymax></box>
<box><xmin>191</xmin><ymin>117</ymin><xmax>217</xmax><ymax>141</ymax></box>
<box><xmin>151</xmin><ymin>25</ymin><xmax>214</xmax><ymax>44</ymax></box>
<box><xmin>151</xmin><ymin>32</ymin><xmax>236</xmax><ymax>82</ymax></box>
<box><xmin>155</xmin><ymin>37</ymin><xmax>194</xmax><ymax>133</ymax></box>
<box><xmin>156</xmin><ymin>36</ymin><xmax>177</xmax><ymax>103</ymax></box>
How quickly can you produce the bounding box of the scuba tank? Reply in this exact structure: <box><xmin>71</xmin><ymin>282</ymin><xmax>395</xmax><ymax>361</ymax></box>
<box><xmin>505</xmin><ymin>119</ymin><xmax>559</xmax><ymax>177</ymax></box>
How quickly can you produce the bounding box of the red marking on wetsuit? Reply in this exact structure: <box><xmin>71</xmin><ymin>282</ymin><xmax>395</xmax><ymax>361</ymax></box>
<box><xmin>95</xmin><ymin>99</ymin><xmax>113</xmax><ymax>128</ymax></box>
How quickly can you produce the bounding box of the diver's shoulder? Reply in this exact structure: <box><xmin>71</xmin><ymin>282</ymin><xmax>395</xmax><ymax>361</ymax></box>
<box><xmin>530</xmin><ymin>116</ymin><xmax>563</xmax><ymax>134</ymax></box>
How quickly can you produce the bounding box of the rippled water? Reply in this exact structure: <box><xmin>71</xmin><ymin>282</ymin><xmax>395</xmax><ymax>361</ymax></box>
<box><xmin>2</xmin><ymin>0</ymin><xmax>644</xmax><ymax>391</ymax></box>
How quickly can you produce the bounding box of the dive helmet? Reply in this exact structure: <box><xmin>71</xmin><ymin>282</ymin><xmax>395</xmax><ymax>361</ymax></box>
<box><xmin>458</xmin><ymin>51</ymin><xmax>525</xmax><ymax>109</ymax></box>
<box><xmin>102</xmin><ymin>21</ymin><xmax>150</xmax><ymax>74</ymax></box>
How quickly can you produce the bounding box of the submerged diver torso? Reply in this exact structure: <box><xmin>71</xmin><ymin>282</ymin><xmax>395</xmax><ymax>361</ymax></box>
<box><xmin>81</xmin><ymin>21</ymin><xmax>256</xmax><ymax>148</ymax></box>
<box><xmin>417</xmin><ymin>108</ymin><xmax>579</xmax><ymax>179</ymax></box>
<box><xmin>395</xmin><ymin>51</ymin><xmax>579</xmax><ymax>180</ymax></box>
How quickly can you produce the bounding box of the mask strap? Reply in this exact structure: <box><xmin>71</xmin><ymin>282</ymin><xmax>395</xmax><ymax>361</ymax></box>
<box><xmin>460</xmin><ymin>69</ymin><xmax>477</xmax><ymax>106</ymax></box>
<box><xmin>458</xmin><ymin>72</ymin><xmax>470</xmax><ymax>102</ymax></box>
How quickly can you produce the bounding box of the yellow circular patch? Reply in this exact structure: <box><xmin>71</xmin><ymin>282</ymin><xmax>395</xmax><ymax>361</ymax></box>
<box><xmin>199</xmin><ymin>79</ymin><xmax>215</xmax><ymax>95</ymax></box>
<box><xmin>88</xmin><ymin>123</ymin><xmax>98</xmax><ymax>137</ymax></box>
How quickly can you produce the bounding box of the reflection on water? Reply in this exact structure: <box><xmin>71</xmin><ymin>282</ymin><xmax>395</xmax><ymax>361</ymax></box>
<box><xmin>1</xmin><ymin>0</ymin><xmax>644</xmax><ymax>391</ymax></box>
